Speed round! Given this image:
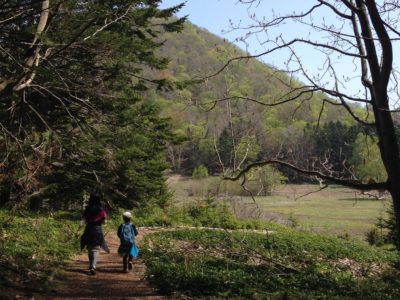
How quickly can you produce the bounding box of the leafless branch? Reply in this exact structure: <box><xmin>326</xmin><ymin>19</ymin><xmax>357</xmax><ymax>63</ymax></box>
<box><xmin>224</xmin><ymin>159</ymin><xmax>388</xmax><ymax>191</ymax></box>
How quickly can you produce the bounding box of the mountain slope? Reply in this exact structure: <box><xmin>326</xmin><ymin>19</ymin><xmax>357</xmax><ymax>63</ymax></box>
<box><xmin>150</xmin><ymin>22</ymin><xmax>368</xmax><ymax>177</ymax></box>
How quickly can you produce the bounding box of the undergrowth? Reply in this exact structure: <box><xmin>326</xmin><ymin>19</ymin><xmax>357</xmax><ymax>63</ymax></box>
<box><xmin>132</xmin><ymin>196</ymin><xmax>264</xmax><ymax>230</ymax></box>
<box><xmin>2</xmin><ymin>197</ymin><xmax>399</xmax><ymax>299</ymax></box>
<box><xmin>0</xmin><ymin>209</ymin><xmax>80</xmax><ymax>298</ymax></box>
<box><xmin>142</xmin><ymin>228</ymin><xmax>400</xmax><ymax>299</ymax></box>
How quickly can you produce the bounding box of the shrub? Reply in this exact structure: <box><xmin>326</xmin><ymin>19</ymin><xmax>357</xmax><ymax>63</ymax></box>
<box><xmin>186</xmin><ymin>196</ymin><xmax>238</xmax><ymax>228</ymax></box>
<box><xmin>131</xmin><ymin>196</ymin><xmax>265</xmax><ymax>230</ymax></box>
<box><xmin>288</xmin><ymin>212</ymin><xmax>299</xmax><ymax>228</ymax></box>
<box><xmin>192</xmin><ymin>165</ymin><xmax>209</xmax><ymax>179</ymax></box>
<box><xmin>366</xmin><ymin>228</ymin><xmax>384</xmax><ymax>246</ymax></box>
<box><xmin>370</xmin><ymin>205</ymin><xmax>399</xmax><ymax>249</ymax></box>
<box><xmin>381</xmin><ymin>204</ymin><xmax>400</xmax><ymax>249</ymax></box>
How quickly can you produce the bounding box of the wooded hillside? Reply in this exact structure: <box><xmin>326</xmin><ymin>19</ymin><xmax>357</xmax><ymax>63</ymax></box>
<box><xmin>152</xmin><ymin>22</ymin><xmax>377</xmax><ymax>182</ymax></box>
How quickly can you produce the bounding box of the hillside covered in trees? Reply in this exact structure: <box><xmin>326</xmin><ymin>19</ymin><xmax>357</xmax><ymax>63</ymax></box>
<box><xmin>151</xmin><ymin>22</ymin><xmax>384</xmax><ymax>183</ymax></box>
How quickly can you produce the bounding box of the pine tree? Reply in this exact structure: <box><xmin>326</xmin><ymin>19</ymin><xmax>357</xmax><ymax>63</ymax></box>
<box><xmin>0</xmin><ymin>1</ymin><xmax>185</xmax><ymax>208</ymax></box>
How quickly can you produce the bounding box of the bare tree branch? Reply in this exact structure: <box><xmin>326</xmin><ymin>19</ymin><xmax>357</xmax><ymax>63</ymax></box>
<box><xmin>224</xmin><ymin>159</ymin><xmax>388</xmax><ymax>191</ymax></box>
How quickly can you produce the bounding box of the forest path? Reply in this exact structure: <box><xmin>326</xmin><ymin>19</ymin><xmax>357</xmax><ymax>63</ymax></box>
<box><xmin>49</xmin><ymin>226</ymin><xmax>271</xmax><ymax>299</ymax></box>
<box><xmin>50</xmin><ymin>228</ymin><xmax>166</xmax><ymax>300</ymax></box>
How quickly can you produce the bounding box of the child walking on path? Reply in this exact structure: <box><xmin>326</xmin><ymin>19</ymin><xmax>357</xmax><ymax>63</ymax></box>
<box><xmin>117</xmin><ymin>211</ymin><xmax>139</xmax><ymax>272</ymax></box>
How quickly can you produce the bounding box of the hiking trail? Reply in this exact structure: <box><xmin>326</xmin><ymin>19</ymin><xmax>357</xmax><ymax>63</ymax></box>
<box><xmin>49</xmin><ymin>226</ymin><xmax>271</xmax><ymax>299</ymax></box>
<box><xmin>50</xmin><ymin>228</ymin><xmax>166</xmax><ymax>300</ymax></box>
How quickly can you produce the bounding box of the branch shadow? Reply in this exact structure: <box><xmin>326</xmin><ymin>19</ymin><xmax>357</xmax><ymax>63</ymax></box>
<box><xmin>338</xmin><ymin>198</ymin><xmax>382</xmax><ymax>202</ymax></box>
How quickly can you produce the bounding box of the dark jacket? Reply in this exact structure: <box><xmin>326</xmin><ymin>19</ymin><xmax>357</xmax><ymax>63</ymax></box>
<box><xmin>81</xmin><ymin>223</ymin><xmax>105</xmax><ymax>247</ymax></box>
<box><xmin>80</xmin><ymin>206</ymin><xmax>108</xmax><ymax>252</ymax></box>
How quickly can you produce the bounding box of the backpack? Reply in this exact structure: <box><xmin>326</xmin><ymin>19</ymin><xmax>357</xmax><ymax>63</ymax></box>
<box><xmin>120</xmin><ymin>223</ymin><xmax>135</xmax><ymax>245</ymax></box>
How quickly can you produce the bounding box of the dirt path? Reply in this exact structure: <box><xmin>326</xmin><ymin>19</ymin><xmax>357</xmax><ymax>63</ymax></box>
<box><xmin>49</xmin><ymin>226</ymin><xmax>270</xmax><ymax>299</ymax></box>
<box><xmin>50</xmin><ymin>229</ymin><xmax>167</xmax><ymax>300</ymax></box>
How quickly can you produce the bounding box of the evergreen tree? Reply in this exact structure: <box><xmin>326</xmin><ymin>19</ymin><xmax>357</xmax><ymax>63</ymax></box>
<box><xmin>305</xmin><ymin>122</ymin><xmax>362</xmax><ymax>177</ymax></box>
<box><xmin>0</xmin><ymin>1</ymin><xmax>185</xmax><ymax>208</ymax></box>
<box><xmin>218</xmin><ymin>127</ymin><xmax>234</xmax><ymax>169</ymax></box>
<box><xmin>382</xmin><ymin>203</ymin><xmax>400</xmax><ymax>248</ymax></box>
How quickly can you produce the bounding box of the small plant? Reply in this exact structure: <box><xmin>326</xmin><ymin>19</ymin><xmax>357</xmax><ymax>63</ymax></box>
<box><xmin>192</xmin><ymin>165</ymin><xmax>209</xmax><ymax>179</ymax></box>
<box><xmin>380</xmin><ymin>204</ymin><xmax>400</xmax><ymax>249</ymax></box>
<box><xmin>186</xmin><ymin>196</ymin><xmax>238</xmax><ymax>228</ymax></box>
<box><xmin>369</xmin><ymin>205</ymin><xmax>399</xmax><ymax>248</ymax></box>
<box><xmin>365</xmin><ymin>228</ymin><xmax>384</xmax><ymax>246</ymax></box>
<box><xmin>288</xmin><ymin>212</ymin><xmax>299</xmax><ymax>228</ymax></box>
<box><xmin>337</xmin><ymin>230</ymin><xmax>350</xmax><ymax>240</ymax></box>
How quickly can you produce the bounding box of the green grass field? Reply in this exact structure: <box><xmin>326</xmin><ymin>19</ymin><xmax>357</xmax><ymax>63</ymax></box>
<box><xmin>255</xmin><ymin>184</ymin><xmax>389</xmax><ymax>238</ymax></box>
<box><xmin>167</xmin><ymin>176</ymin><xmax>390</xmax><ymax>239</ymax></box>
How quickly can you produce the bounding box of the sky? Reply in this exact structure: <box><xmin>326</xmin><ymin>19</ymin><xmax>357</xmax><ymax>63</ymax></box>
<box><xmin>159</xmin><ymin>0</ymin><xmax>309</xmax><ymax>67</ymax></box>
<box><xmin>160</xmin><ymin>0</ymin><xmax>262</xmax><ymax>36</ymax></box>
<box><xmin>159</xmin><ymin>0</ymin><xmax>400</xmax><ymax>105</ymax></box>
<box><xmin>159</xmin><ymin>0</ymin><xmax>306</xmax><ymax>35</ymax></box>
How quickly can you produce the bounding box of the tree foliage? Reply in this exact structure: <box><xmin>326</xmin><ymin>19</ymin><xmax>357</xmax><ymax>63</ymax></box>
<box><xmin>0</xmin><ymin>0</ymin><xmax>185</xmax><ymax>208</ymax></box>
<box><xmin>351</xmin><ymin>133</ymin><xmax>388</xmax><ymax>183</ymax></box>
<box><xmin>154</xmin><ymin>22</ymin><xmax>359</xmax><ymax>176</ymax></box>
<box><xmin>192</xmin><ymin>165</ymin><xmax>208</xmax><ymax>180</ymax></box>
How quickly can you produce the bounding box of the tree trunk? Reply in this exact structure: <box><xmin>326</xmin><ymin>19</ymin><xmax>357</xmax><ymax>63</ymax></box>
<box><xmin>381</xmin><ymin>128</ymin><xmax>400</xmax><ymax>245</ymax></box>
<box><xmin>375</xmin><ymin>104</ymin><xmax>400</xmax><ymax>247</ymax></box>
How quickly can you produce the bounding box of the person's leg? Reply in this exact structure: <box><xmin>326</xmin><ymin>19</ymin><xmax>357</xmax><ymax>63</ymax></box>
<box><xmin>88</xmin><ymin>246</ymin><xmax>100</xmax><ymax>274</ymax></box>
<box><xmin>88</xmin><ymin>248</ymin><xmax>95</xmax><ymax>275</ymax></box>
<box><xmin>128</xmin><ymin>254</ymin><xmax>133</xmax><ymax>270</ymax></box>
<box><xmin>123</xmin><ymin>254</ymin><xmax>128</xmax><ymax>272</ymax></box>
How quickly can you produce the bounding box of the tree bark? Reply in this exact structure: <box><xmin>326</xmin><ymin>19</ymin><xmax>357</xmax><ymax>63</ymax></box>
<box><xmin>375</xmin><ymin>106</ymin><xmax>400</xmax><ymax>242</ymax></box>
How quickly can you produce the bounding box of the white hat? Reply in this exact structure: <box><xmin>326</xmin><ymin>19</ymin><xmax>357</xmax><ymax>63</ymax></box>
<box><xmin>123</xmin><ymin>211</ymin><xmax>132</xmax><ymax>218</ymax></box>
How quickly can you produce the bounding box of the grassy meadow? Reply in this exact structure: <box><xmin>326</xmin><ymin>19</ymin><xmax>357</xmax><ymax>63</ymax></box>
<box><xmin>167</xmin><ymin>176</ymin><xmax>390</xmax><ymax>240</ymax></box>
<box><xmin>256</xmin><ymin>184</ymin><xmax>389</xmax><ymax>238</ymax></box>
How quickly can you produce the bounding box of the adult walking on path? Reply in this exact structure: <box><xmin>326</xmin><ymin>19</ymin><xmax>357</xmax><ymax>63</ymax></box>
<box><xmin>80</xmin><ymin>193</ymin><xmax>109</xmax><ymax>275</ymax></box>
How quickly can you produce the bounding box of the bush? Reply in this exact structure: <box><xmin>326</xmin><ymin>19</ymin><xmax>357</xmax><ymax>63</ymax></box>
<box><xmin>192</xmin><ymin>165</ymin><xmax>209</xmax><ymax>179</ymax></box>
<box><xmin>130</xmin><ymin>196</ymin><xmax>265</xmax><ymax>230</ymax></box>
<box><xmin>251</xmin><ymin>165</ymin><xmax>287</xmax><ymax>196</ymax></box>
<box><xmin>381</xmin><ymin>204</ymin><xmax>400</xmax><ymax>249</ymax></box>
<box><xmin>370</xmin><ymin>205</ymin><xmax>399</xmax><ymax>249</ymax></box>
<box><xmin>185</xmin><ymin>197</ymin><xmax>240</xmax><ymax>229</ymax></box>
<box><xmin>365</xmin><ymin>228</ymin><xmax>384</xmax><ymax>246</ymax></box>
